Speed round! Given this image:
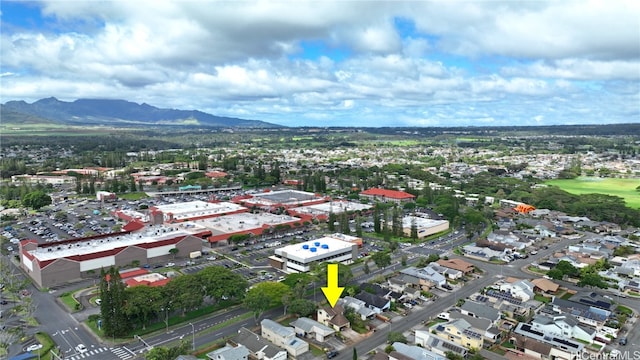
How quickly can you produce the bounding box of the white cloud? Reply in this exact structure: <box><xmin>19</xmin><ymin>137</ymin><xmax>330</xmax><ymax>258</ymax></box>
<box><xmin>1</xmin><ymin>0</ymin><xmax>638</xmax><ymax>127</ymax></box>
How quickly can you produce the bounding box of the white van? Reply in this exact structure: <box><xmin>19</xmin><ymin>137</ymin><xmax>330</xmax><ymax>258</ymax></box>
<box><xmin>437</xmin><ymin>312</ymin><xmax>450</xmax><ymax>320</ymax></box>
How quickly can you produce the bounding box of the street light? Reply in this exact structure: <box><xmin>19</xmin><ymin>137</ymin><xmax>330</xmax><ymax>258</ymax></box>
<box><xmin>189</xmin><ymin>322</ymin><xmax>195</xmax><ymax>351</ymax></box>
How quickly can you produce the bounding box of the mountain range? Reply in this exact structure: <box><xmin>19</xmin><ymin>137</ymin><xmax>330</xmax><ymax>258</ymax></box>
<box><xmin>1</xmin><ymin>97</ymin><xmax>279</xmax><ymax>128</ymax></box>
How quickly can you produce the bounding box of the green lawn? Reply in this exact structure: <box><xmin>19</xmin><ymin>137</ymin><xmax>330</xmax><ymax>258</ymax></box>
<box><xmin>545</xmin><ymin>177</ymin><xmax>640</xmax><ymax>208</ymax></box>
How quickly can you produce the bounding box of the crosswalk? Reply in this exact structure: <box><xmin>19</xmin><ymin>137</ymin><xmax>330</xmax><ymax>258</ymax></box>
<box><xmin>64</xmin><ymin>347</ymin><xmax>133</xmax><ymax>360</ymax></box>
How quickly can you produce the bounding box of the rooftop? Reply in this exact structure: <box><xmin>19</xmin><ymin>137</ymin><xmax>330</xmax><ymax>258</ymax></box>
<box><xmin>194</xmin><ymin>212</ymin><xmax>301</xmax><ymax>235</ymax></box>
<box><xmin>401</xmin><ymin>216</ymin><xmax>449</xmax><ymax>229</ymax></box>
<box><xmin>293</xmin><ymin>200</ymin><xmax>372</xmax><ymax>215</ymax></box>
<box><xmin>249</xmin><ymin>190</ymin><xmax>323</xmax><ymax>205</ymax></box>
<box><xmin>152</xmin><ymin>201</ymin><xmax>246</xmax><ymax>220</ymax></box>
<box><xmin>275</xmin><ymin>236</ymin><xmax>354</xmax><ymax>262</ymax></box>
<box><xmin>360</xmin><ymin>188</ymin><xmax>415</xmax><ymax>199</ymax></box>
<box><xmin>27</xmin><ymin>224</ymin><xmax>202</xmax><ymax>261</ymax></box>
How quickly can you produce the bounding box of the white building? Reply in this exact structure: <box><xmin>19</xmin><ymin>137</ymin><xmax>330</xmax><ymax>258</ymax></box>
<box><xmin>401</xmin><ymin>216</ymin><xmax>449</xmax><ymax>238</ymax></box>
<box><xmin>269</xmin><ymin>237</ymin><xmax>357</xmax><ymax>273</ymax></box>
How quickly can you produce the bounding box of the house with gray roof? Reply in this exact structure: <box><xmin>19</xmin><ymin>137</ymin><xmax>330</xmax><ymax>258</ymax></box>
<box><xmin>207</xmin><ymin>344</ymin><xmax>250</xmax><ymax>360</ymax></box>
<box><xmin>340</xmin><ymin>296</ymin><xmax>376</xmax><ymax>320</ymax></box>
<box><xmin>459</xmin><ymin>301</ymin><xmax>501</xmax><ymax>324</ymax></box>
<box><xmin>449</xmin><ymin>312</ymin><xmax>500</xmax><ymax>343</ymax></box>
<box><xmin>426</xmin><ymin>262</ymin><xmax>462</xmax><ymax>280</ymax></box>
<box><xmin>354</xmin><ymin>291</ymin><xmax>391</xmax><ymax>314</ymax></box>
<box><xmin>260</xmin><ymin>319</ymin><xmax>308</xmax><ymax>358</ymax></box>
<box><xmin>389</xmin><ymin>342</ymin><xmax>446</xmax><ymax>360</ymax></box>
<box><xmin>234</xmin><ymin>327</ymin><xmax>287</xmax><ymax>360</ymax></box>
<box><xmin>550</xmin><ymin>298</ymin><xmax>609</xmax><ymax>330</ymax></box>
<box><xmin>400</xmin><ymin>266</ymin><xmax>446</xmax><ymax>288</ymax></box>
<box><xmin>290</xmin><ymin>317</ymin><xmax>335</xmax><ymax>342</ymax></box>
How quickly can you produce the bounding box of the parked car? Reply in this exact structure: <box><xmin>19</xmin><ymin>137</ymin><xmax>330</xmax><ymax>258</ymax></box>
<box><xmin>326</xmin><ymin>351</ymin><xmax>339</xmax><ymax>359</ymax></box>
<box><xmin>26</xmin><ymin>344</ymin><xmax>43</xmax><ymax>352</ymax></box>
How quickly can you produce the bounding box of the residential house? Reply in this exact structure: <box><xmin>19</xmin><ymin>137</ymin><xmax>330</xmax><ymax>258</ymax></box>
<box><xmin>449</xmin><ymin>312</ymin><xmax>501</xmax><ymax>344</ymax></box>
<box><xmin>498</xmin><ymin>279</ymin><xmax>535</xmax><ymax>302</ymax></box>
<box><xmin>431</xmin><ymin>318</ymin><xmax>484</xmax><ymax>349</ymax></box>
<box><xmin>426</xmin><ymin>262</ymin><xmax>462</xmax><ymax>280</ymax></box>
<box><xmin>436</xmin><ymin>258</ymin><xmax>474</xmax><ymax>275</ymax></box>
<box><xmin>568</xmin><ymin>292</ymin><xmax>614</xmax><ymax>312</ymax></box>
<box><xmin>260</xmin><ymin>319</ymin><xmax>309</xmax><ymax>358</ymax></box>
<box><xmin>620</xmin><ymin>279</ymin><xmax>640</xmax><ymax>292</ymax></box>
<box><xmin>549</xmin><ymin>298</ymin><xmax>609</xmax><ymax>330</ymax></box>
<box><xmin>206</xmin><ymin>344</ymin><xmax>250</xmax><ymax>360</ymax></box>
<box><xmin>317</xmin><ymin>304</ymin><xmax>350</xmax><ymax>332</ymax></box>
<box><xmin>531</xmin><ymin>278</ymin><xmax>560</xmax><ymax>294</ymax></box>
<box><xmin>461</xmin><ymin>245</ymin><xmax>504</xmax><ymax>261</ymax></box>
<box><xmin>290</xmin><ymin>317</ymin><xmax>335</xmax><ymax>342</ymax></box>
<box><xmin>400</xmin><ymin>266</ymin><xmax>446</xmax><ymax>288</ymax></box>
<box><xmin>234</xmin><ymin>327</ymin><xmax>287</xmax><ymax>360</ymax></box>
<box><xmin>507</xmin><ymin>333</ymin><xmax>554</xmax><ymax>360</ymax></box>
<box><xmin>459</xmin><ymin>301</ymin><xmax>501</xmax><ymax>324</ymax></box>
<box><xmin>340</xmin><ymin>296</ymin><xmax>376</xmax><ymax>320</ymax></box>
<box><xmin>354</xmin><ymin>291</ymin><xmax>391</xmax><ymax>314</ymax></box>
<box><xmin>513</xmin><ymin>323</ymin><xmax>583</xmax><ymax>359</ymax></box>
<box><xmin>530</xmin><ymin>314</ymin><xmax>596</xmax><ymax>344</ymax></box>
<box><xmin>389</xmin><ymin>342</ymin><xmax>446</xmax><ymax>360</ymax></box>
<box><xmin>414</xmin><ymin>330</ymin><xmax>468</xmax><ymax>359</ymax></box>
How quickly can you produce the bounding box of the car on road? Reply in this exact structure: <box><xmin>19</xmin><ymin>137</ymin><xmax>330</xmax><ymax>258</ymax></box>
<box><xmin>326</xmin><ymin>350</ymin><xmax>339</xmax><ymax>359</ymax></box>
<box><xmin>619</xmin><ymin>337</ymin><xmax>627</xmax><ymax>346</ymax></box>
<box><xmin>75</xmin><ymin>344</ymin><xmax>87</xmax><ymax>354</ymax></box>
<box><xmin>95</xmin><ymin>298</ymin><xmax>101</xmax><ymax>305</ymax></box>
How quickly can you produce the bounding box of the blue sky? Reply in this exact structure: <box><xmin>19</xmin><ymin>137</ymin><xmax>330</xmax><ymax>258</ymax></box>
<box><xmin>1</xmin><ymin>0</ymin><xmax>639</xmax><ymax>127</ymax></box>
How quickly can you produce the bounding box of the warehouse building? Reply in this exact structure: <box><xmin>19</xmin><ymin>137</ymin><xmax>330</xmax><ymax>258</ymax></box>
<box><xmin>19</xmin><ymin>224</ymin><xmax>208</xmax><ymax>288</ymax></box>
<box><xmin>289</xmin><ymin>200</ymin><xmax>373</xmax><ymax>221</ymax></box>
<box><xmin>233</xmin><ymin>189</ymin><xmax>328</xmax><ymax>210</ymax></box>
<box><xmin>402</xmin><ymin>216</ymin><xmax>450</xmax><ymax>238</ymax></box>
<box><xmin>194</xmin><ymin>212</ymin><xmax>310</xmax><ymax>245</ymax></box>
<box><xmin>269</xmin><ymin>236</ymin><xmax>358</xmax><ymax>273</ymax></box>
<box><xmin>150</xmin><ymin>200</ymin><xmax>248</xmax><ymax>223</ymax></box>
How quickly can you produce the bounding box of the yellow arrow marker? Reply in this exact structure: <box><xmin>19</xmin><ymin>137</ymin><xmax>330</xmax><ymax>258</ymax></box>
<box><xmin>321</xmin><ymin>263</ymin><xmax>344</xmax><ymax>307</ymax></box>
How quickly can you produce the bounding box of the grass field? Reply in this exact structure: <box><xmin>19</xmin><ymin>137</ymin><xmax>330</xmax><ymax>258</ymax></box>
<box><xmin>545</xmin><ymin>177</ymin><xmax>640</xmax><ymax>209</ymax></box>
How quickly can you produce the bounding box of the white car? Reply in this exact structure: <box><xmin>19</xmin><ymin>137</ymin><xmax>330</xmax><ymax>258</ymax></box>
<box><xmin>26</xmin><ymin>344</ymin><xmax>43</xmax><ymax>352</ymax></box>
<box><xmin>166</xmin><ymin>262</ymin><xmax>175</xmax><ymax>267</ymax></box>
<box><xmin>95</xmin><ymin>298</ymin><xmax>101</xmax><ymax>305</ymax></box>
<box><xmin>75</xmin><ymin>344</ymin><xmax>87</xmax><ymax>354</ymax></box>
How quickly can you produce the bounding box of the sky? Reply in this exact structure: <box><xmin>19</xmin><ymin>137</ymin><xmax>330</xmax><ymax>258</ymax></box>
<box><xmin>1</xmin><ymin>1</ymin><xmax>639</xmax><ymax>127</ymax></box>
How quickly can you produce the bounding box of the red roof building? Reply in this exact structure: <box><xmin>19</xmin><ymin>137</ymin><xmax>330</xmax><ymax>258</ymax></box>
<box><xmin>359</xmin><ymin>188</ymin><xmax>415</xmax><ymax>203</ymax></box>
<box><xmin>205</xmin><ymin>171</ymin><xmax>228</xmax><ymax>178</ymax></box>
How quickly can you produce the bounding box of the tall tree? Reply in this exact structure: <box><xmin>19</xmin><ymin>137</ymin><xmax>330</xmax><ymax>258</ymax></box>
<box><xmin>100</xmin><ymin>267</ymin><xmax>130</xmax><ymax>337</ymax></box>
<box><xmin>244</xmin><ymin>282</ymin><xmax>291</xmax><ymax>322</ymax></box>
<box><xmin>198</xmin><ymin>266</ymin><xmax>248</xmax><ymax>302</ymax></box>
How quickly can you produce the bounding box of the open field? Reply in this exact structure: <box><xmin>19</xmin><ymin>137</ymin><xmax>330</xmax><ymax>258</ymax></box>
<box><xmin>545</xmin><ymin>177</ymin><xmax>640</xmax><ymax>209</ymax></box>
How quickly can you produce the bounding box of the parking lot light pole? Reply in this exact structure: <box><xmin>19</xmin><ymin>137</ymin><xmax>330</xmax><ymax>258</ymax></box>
<box><xmin>189</xmin><ymin>323</ymin><xmax>195</xmax><ymax>350</ymax></box>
